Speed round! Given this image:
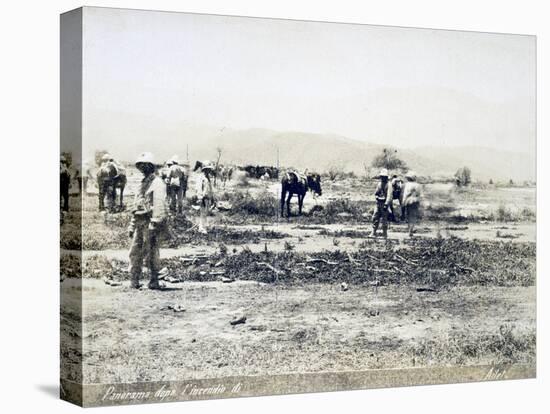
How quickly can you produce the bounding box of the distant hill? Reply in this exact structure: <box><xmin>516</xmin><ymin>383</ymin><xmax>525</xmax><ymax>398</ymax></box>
<box><xmin>86</xmin><ymin>124</ymin><xmax>535</xmax><ymax>182</ymax></box>
<box><xmin>410</xmin><ymin>146</ymin><xmax>536</xmax><ymax>183</ymax></box>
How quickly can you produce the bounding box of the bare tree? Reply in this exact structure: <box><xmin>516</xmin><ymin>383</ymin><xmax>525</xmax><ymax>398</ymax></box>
<box><xmin>214</xmin><ymin>147</ymin><xmax>223</xmax><ymax>186</ymax></box>
<box><xmin>362</xmin><ymin>162</ymin><xmax>371</xmax><ymax>180</ymax></box>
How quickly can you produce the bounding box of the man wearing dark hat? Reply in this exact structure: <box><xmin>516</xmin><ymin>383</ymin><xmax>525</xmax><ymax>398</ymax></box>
<box><xmin>372</xmin><ymin>168</ymin><xmax>393</xmax><ymax>238</ymax></box>
<box><xmin>60</xmin><ymin>155</ymin><xmax>71</xmax><ymax>212</ymax></box>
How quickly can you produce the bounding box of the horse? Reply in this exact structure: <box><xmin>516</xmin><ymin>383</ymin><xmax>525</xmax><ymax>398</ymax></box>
<box><xmin>96</xmin><ymin>163</ymin><xmax>127</xmax><ymax>212</ymax></box>
<box><xmin>267</xmin><ymin>166</ymin><xmax>279</xmax><ymax>180</ymax></box>
<box><xmin>280</xmin><ymin>172</ymin><xmax>322</xmax><ymax>218</ymax></box>
<box><xmin>243</xmin><ymin>165</ymin><xmax>279</xmax><ymax>180</ymax></box>
<box><xmin>243</xmin><ymin>165</ymin><xmax>258</xmax><ymax>178</ymax></box>
<box><xmin>193</xmin><ymin>160</ymin><xmax>204</xmax><ymax>173</ymax></box>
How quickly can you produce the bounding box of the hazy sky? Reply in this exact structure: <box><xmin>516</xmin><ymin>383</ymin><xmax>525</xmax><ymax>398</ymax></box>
<box><xmin>82</xmin><ymin>7</ymin><xmax>535</xmax><ymax>157</ymax></box>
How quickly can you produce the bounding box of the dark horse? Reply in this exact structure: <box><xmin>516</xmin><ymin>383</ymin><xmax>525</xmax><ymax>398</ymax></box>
<box><xmin>97</xmin><ymin>163</ymin><xmax>127</xmax><ymax>212</ymax></box>
<box><xmin>280</xmin><ymin>172</ymin><xmax>322</xmax><ymax>218</ymax></box>
<box><xmin>244</xmin><ymin>165</ymin><xmax>279</xmax><ymax>180</ymax></box>
<box><xmin>193</xmin><ymin>160</ymin><xmax>204</xmax><ymax>173</ymax></box>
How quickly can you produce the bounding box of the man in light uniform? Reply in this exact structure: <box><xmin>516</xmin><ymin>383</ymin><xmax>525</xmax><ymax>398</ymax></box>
<box><xmin>160</xmin><ymin>160</ymin><xmax>173</xmax><ymax>200</ymax></box>
<box><xmin>372</xmin><ymin>168</ymin><xmax>393</xmax><ymax>238</ymax></box>
<box><xmin>401</xmin><ymin>171</ymin><xmax>422</xmax><ymax>237</ymax></box>
<box><xmin>180</xmin><ymin>161</ymin><xmax>190</xmax><ymax>198</ymax></box>
<box><xmin>127</xmin><ymin>152</ymin><xmax>167</xmax><ymax>290</ymax></box>
<box><xmin>196</xmin><ymin>163</ymin><xmax>215</xmax><ymax>234</ymax></box>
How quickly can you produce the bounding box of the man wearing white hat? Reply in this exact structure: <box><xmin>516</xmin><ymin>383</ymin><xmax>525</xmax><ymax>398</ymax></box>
<box><xmin>372</xmin><ymin>168</ymin><xmax>393</xmax><ymax>238</ymax></box>
<box><xmin>127</xmin><ymin>152</ymin><xmax>168</xmax><ymax>289</ymax></box>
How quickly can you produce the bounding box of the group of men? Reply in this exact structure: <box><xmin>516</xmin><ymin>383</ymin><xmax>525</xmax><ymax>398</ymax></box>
<box><xmin>159</xmin><ymin>155</ymin><xmax>216</xmax><ymax>234</ymax></box>
<box><xmin>372</xmin><ymin>168</ymin><xmax>422</xmax><ymax>238</ymax></box>
<box><xmin>59</xmin><ymin>153</ymin><xmax>124</xmax><ymax>213</ymax></box>
<box><xmin>128</xmin><ymin>152</ymin><xmax>215</xmax><ymax>289</ymax></box>
<box><xmin>63</xmin><ymin>150</ymin><xmax>422</xmax><ymax>289</ymax></box>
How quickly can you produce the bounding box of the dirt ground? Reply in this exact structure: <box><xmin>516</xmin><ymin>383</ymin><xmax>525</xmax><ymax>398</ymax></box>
<box><xmin>61</xmin><ymin>171</ymin><xmax>536</xmax><ymax>384</ymax></box>
<box><xmin>70</xmin><ymin>279</ymin><xmax>534</xmax><ymax>384</ymax></box>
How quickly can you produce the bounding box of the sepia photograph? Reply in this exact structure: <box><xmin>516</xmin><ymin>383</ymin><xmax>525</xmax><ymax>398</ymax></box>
<box><xmin>60</xmin><ymin>6</ymin><xmax>536</xmax><ymax>407</ymax></box>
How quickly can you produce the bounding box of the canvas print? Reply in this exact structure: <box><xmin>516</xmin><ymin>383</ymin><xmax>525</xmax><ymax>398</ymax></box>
<box><xmin>60</xmin><ymin>7</ymin><xmax>536</xmax><ymax>407</ymax></box>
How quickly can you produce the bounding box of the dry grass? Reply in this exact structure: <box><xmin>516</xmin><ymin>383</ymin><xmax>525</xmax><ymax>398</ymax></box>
<box><xmin>411</xmin><ymin>325</ymin><xmax>536</xmax><ymax>366</ymax></box>
<box><xmin>219</xmin><ymin>190</ymin><xmax>279</xmax><ymax>217</ymax></box>
<box><xmin>74</xmin><ymin>280</ymin><xmax>535</xmax><ymax>384</ymax></box>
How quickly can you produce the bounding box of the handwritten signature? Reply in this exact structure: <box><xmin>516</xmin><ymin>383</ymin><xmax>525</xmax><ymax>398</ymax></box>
<box><xmin>484</xmin><ymin>367</ymin><xmax>507</xmax><ymax>381</ymax></box>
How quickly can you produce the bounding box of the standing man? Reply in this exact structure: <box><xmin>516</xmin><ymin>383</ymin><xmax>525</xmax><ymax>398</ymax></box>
<box><xmin>81</xmin><ymin>159</ymin><xmax>91</xmax><ymax>194</ymax></box>
<box><xmin>127</xmin><ymin>152</ymin><xmax>167</xmax><ymax>290</ymax></box>
<box><xmin>402</xmin><ymin>171</ymin><xmax>422</xmax><ymax>237</ymax></box>
<box><xmin>167</xmin><ymin>155</ymin><xmax>186</xmax><ymax>215</ymax></box>
<box><xmin>74</xmin><ymin>167</ymin><xmax>82</xmax><ymax>194</ymax></box>
<box><xmin>60</xmin><ymin>155</ymin><xmax>71</xmax><ymax>212</ymax></box>
<box><xmin>372</xmin><ymin>168</ymin><xmax>393</xmax><ymax>238</ymax></box>
<box><xmin>180</xmin><ymin>161</ymin><xmax>190</xmax><ymax>198</ymax></box>
<box><xmin>161</xmin><ymin>160</ymin><xmax>173</xmax><ymax>200</ymax></box>
<box><xmin>196</xmin><ymin>163</ymin><xmax>215</xmax><ymax>234</ymax></box>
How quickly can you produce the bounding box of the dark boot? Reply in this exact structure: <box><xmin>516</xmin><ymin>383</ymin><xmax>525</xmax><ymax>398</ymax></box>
<box><xmin>148</xmin><ymin>281</ymin><xmax>162</xmax><ymax>290</ymax></box>
<box><xmin>148</xmin><ymin>273</ymin><xmax>162</xmax><ymax>290</ymax></box>
<box><xmin>130</xmin><ymin>270</ymin><xmax>141</xmax><ymax>289</ymax></box>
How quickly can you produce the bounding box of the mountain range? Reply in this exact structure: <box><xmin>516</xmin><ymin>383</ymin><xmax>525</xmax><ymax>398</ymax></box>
<box><xmin>88</xmin><ymin>125</ymin><xmax>535</xmax><ymax>182</ymax></box>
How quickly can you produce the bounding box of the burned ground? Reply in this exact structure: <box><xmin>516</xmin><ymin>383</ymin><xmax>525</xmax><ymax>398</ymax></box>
<box><xmin>77</xmin><ymin>237</ymin><xmax>535</xmax><ymax>289</ymax></box>
<box><xmin>60</xmin><ymin>172</ymin><xmax>536</xmax><ymax>384</ymax></box>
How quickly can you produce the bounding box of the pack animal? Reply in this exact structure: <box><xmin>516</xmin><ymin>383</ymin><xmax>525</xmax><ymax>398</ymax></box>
<box><xmin>244</xmin><ymin>165</ymin><xmax>279</xmax><ymax>179</ymax></box>
<box><xmin>280</xmin><ymin>172</ymin><xmax>322</xmax><ymax>217</ymax></box>
<box><xmin>97</xmin><ymin>163</ymin><xmax>127</xmax><ymax>212</ymax></box>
